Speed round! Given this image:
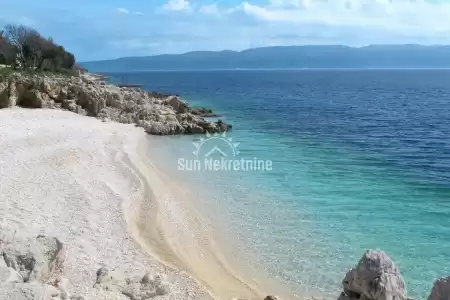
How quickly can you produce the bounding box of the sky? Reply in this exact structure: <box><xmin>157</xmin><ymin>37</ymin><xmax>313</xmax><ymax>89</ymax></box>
<box><xmin>1</xmin><ymin>0</ymin><xmax>450</xmax><ymax>61</ymax></box>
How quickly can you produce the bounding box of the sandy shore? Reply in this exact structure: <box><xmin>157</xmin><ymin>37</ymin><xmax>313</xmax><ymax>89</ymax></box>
<box><xmin>0</xmin><ymin>108</ymin><xmax>267</xmax><ymax>299</ymax></box>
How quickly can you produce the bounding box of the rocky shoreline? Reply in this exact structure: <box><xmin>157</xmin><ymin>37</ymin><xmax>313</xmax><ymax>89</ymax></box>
<box><xmin>1</xmin><ymin>229</ymin><xmax>449</xmax><ymax>300</ymax></box>
<box><xmin>0</xmin><ymin>71</ymin><xmax>231</xmax><ymax>135</ymax></box>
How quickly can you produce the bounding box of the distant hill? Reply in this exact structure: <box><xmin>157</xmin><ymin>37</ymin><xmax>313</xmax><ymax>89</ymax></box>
<box><xmin>81</xmin><ymin>45</ymin><xmax>450</xmax><ymax>72</ymax></box>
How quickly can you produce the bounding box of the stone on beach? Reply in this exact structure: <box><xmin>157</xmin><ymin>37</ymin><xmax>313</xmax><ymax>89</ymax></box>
<box><xmin>2</xmin><ymin>235</ymin><xmax>65</xmax><ymax>284</ymax></box>
<box><xmin>94</xmin><ymin>267</ymin><xmax>171</xmax><ymax>299</ymax></box>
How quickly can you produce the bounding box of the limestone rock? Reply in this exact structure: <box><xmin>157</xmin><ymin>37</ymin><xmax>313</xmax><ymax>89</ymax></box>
<box><xmin>0</xmin><ymin>72</ymin><xmax>232</xmax><ymax>136</ymax></box>
<box><xmin>186</xmin><ymin>124</ymin><xmax>204</xmax><ymax>134</ymax></box>
<box><xmin>0</xmin><ymin>80</ymin><xmax>19</xmax><ymax>108</ymax></box>
<box><xmin>428</xmin><ymin>277</ymin><xmax>450</xmax><ymax>300</ymax></box>
<box><xmin>0</xmin><ymin>282</ymin><xmax>62</xmax><ymax>300</ymax></box>
<box><xmin>94</xmin><ymin>268</ymin><xmax>127</xmax><ymax>293</ymax></box>
<box><xmin>190</xmin><ymin>107</ymin><xmax>220</xmax><ymax>117</ymax></box>
<box><xmin>20</xmin><ymin>90</ymin><xmax>50</xmax><ymax>108</ymax></box>
<box><xmin>166</xmin><ymin>96</ymin><xmax>188</xmax><ymax>114</ymax></box>
<box><xmin>0</xmin><ymin>82</ymin><xmax>9</xmax><ymax>108</ymax></box>
<box><xmin>2</xmin><ymin>235</ymin><xmax>65</xmax><ymax>284</ymax></box>
<box><xmin>8</xmin><ymin>80</ymin><xmax>19</xmax><ymax>107</ymax></box>
<box><xmin>0</xmin><ymin>266</ymin><xmax>23</xmax><ymax>284</ymax></box>
<box><xmin>94</xmin><ymin>268</ymin><xmax>171</xmax><ymax>299</ymax></box>
<box><xmin>339</xmin><ymin>250</ymin><xmax>407</xmax><ymax>300</ymax></box>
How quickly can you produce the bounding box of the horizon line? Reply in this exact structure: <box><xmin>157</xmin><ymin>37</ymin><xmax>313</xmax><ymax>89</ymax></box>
<box><xmin>96</xmin><ymin>68</ymin><xmax>450</xmax><ymax>73</ymax></box>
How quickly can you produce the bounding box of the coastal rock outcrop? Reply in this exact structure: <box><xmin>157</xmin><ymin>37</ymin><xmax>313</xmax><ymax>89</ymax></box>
<box><xmin>0</xmin><ymin>72</ymin><xmax>231</xmax><ymax>135</ymax></box>
<box><xmin>338</xmin><ymin>250</ymin><xmax>407</xmax><ymax>300</ymax></box>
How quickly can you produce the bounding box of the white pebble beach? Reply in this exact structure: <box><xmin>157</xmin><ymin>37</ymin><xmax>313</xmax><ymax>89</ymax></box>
<box><xmin>0</xmin><ymin>108</ymin><xmax>266</xmax><ymax>300</ymax></box>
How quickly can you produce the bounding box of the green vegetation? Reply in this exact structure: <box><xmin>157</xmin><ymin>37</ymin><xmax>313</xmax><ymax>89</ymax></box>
<box><xmin>0</xmin><ymin>24</ymin><xmax>76</xmax><ymax>73</ymax></box>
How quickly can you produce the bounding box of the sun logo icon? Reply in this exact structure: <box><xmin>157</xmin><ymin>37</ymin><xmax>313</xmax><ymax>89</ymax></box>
<box><xmin>193</xmin><ymin>132</ymin><xmax>240</xmax><ymax>158</ymax></box>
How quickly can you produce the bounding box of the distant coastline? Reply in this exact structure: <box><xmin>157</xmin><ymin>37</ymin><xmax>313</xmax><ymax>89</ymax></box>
<box><xmin>96</xmin><ymin>67</ymin><xmax>450</xmax><ymax>73</ymax></box>
<box><xmin>81</xmin><ymin>45</ymin><xmax>450</xmax><ymax>72</ymax></box>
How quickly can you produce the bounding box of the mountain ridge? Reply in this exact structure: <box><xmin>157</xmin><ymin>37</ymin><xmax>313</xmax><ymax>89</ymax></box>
<box><xmin>81</xmin><ymin>45</ymin><xmax>450</xmax><ymax>72</ymax></box>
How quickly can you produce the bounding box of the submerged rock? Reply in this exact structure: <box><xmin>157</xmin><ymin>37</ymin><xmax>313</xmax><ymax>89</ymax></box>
<box><xmin>339</xmin><ymin>250</ymin><xmax>407</xmax><ymax>300</ymax></box>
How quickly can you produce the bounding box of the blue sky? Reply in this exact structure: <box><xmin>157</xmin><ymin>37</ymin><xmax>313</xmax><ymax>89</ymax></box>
<box><xmin>1</xmin><ymin>0</ymin><xmax>449</xmax><ymax>61</ymax></box>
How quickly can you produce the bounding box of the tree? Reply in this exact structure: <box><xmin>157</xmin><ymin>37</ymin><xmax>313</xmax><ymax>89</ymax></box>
<box><xmin>2</xmin><ymin>24</ymin><xmax>34</xmax><ymax>68</ymax></box>
<box><xmin>0</xmin><ymin>29</ymin><xmax>16</xmax><ymax>66</ymax></box>
<box><xmin>0</xmin><ymin>24</ymin><xmax>77</xmax><ymax>72</ymax></box>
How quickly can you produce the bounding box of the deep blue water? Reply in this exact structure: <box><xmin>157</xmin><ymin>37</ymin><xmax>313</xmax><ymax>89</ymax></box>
<box><xmin>110</xmin><ymin>70</ymin><xmax>450</xmax><ymax>299</ymax></box>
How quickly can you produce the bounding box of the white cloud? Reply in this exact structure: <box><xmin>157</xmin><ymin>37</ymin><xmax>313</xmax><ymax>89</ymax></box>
<box><xmin>116</xmin><ymin>8</ymin><xmax>129</xmax><ymax>14</ymax></box>
<box><xmin>239</xmin><ymin>0</ymin><xmax>450</xmax><ymax>34</ymax></box>
<box><xmin>116</xmin><ymin>8</ymin><xmax>144</xmax><ymax>16</ymax></box>
<box><xmin>199</xmin><ymin>3</ymin><xmax>219</xmax><ymax>14</ymax></box>
<box><xmin>163</xmin><ymin>0</ymin><xmax>191</xmax><ymax>11</ymax></box>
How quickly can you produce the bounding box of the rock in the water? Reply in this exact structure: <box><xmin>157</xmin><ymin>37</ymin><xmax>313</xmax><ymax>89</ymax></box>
<box><xmin>190</xmin><ymin>107</ymin><xmax>220</xmax><ymax>117</ymax></box>
<box><xmin>2</xmin><ymin>235</ymin><xmax>65</xmax><ymax>284</ymax></box>
<box><xmin>264</xmin><ymin>296</ymin><xmax>280</xmax><ymax>300</ymax></box>
<box><xmin>339</xmin><ymin>250</ymin><xmax>407</xmax><ymax>300</ymax></box>
<box><xmin>428</xmin><ymin>277</ymin><xmax>450</xmax><ymax>300</ymax></box>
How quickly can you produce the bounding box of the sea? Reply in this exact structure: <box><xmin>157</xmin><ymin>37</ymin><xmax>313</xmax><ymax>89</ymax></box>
<box><xmin>109</xmin><ymin>70</ymin><xmax>450</xmax><ymax>299</ymax></box>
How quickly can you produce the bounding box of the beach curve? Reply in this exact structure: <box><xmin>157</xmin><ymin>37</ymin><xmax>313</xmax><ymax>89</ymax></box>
<box><xmin>120</xmin><ymin>127</ymin><xmax>269</xmax><ymax>299</ymax></box>
<box><xmin>0</xmin><ymin>107</ymin><xmax>273</xmax><ymax>300</ymax></box>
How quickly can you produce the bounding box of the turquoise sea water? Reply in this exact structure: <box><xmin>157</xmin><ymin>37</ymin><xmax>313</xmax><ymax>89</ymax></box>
<box><xmin>111</xmin><ymin>70</ymin><xmax>450</xmax><ymax>299</ymax></box>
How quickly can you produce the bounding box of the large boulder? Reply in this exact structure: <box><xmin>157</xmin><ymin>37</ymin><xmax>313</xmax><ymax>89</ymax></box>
<box><xmin>428</xmin><ymin>277</ymin><xmax>450</xmax><ymax>300</ymax></box>
<box><xmin>40</xmin><ymin>81</ymin><xmax>61</xmax><ymax>101</ymax></box>
<box><xmin>186</xmin><ymin>124</ymin><xmax>204</xmax><ymax>134</ymax></box>
<box><xmin>338</xmin><ymin>250</ymin><xmax>407</xmax><ymax>300</ymax></box>
<box><xmin>19</xmin><ymin>90</ymin><xmax>54</xmax><ymax>108</ymax></box>
<box><xmin>2</xmin><ymin>235</ymin><xmax>65</xmax><ymax>284</ymax></box>
<box><xmin>166</xmin><ymin>96</ymin><xmax>188</xmax><ymax>114</ymax></box>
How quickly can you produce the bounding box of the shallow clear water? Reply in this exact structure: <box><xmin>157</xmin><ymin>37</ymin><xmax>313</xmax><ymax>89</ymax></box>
<box><xmin>110</xmin><ymin>70</ymin><xmax>450</xmax><ymax>299</ymax></box>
